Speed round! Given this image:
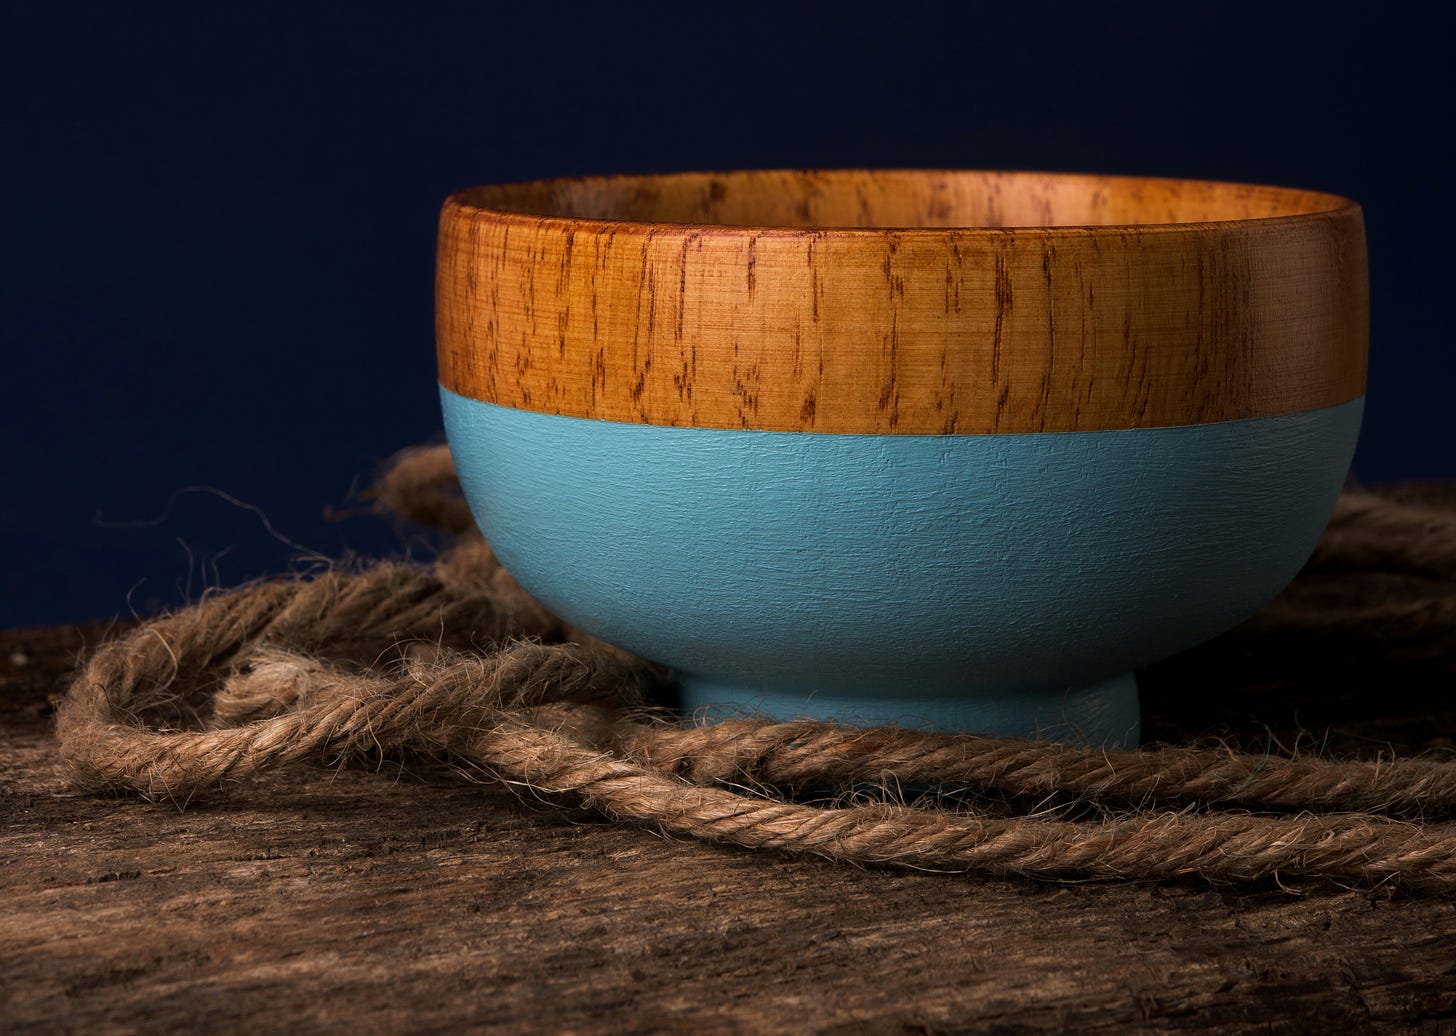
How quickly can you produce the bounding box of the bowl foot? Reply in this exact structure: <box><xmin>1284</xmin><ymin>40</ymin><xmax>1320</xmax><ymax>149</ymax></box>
<box><xmin>676</xmin><ymin>671</ymin><xmax>1140</xmax><ymax>748</ymax></box>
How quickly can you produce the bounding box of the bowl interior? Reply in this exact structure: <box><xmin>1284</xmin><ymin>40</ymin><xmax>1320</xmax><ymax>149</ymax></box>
<box><xmin>457</xmin><ymin>169</ymin><xmax>1352</xmax><ymax>230</ymax></box>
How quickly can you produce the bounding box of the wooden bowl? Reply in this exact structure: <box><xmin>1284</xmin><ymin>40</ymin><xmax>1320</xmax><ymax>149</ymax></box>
<box><xmin>437</xmin><ymin>170</ymin><xmax>1367</xmax><ymax>746</ymax></box>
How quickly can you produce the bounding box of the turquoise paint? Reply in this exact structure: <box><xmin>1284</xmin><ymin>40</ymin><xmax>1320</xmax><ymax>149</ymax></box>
<box><xmin>442</xmin><ymin>388</ymin><xmax>1363</xmax><ymax>746</ymax></box>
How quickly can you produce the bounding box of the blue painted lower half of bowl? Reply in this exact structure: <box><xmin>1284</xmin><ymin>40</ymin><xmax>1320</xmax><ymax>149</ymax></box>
<box><xmin>442</xmin><ymin>388</ymin><xmax>1363</xmax><ymax>747</ymax></box>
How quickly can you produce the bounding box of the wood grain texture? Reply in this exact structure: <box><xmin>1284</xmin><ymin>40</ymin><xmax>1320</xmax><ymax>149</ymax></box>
<box><xmin>437</xmin><ymin>170</ymin><xmax>1368</xmax><ymax>434</ymax></box>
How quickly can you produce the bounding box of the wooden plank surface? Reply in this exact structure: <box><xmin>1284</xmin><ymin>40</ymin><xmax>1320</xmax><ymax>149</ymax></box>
<box><xmin>4</xmin><ymin>609</ymin><xmax>1455</xmax><ymax>1034</ymax></box>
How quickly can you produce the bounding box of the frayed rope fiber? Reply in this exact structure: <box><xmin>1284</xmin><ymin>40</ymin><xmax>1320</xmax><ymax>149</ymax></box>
<box><xmin>56</xmin><ymin>447</ymin><xmax>1456</xmax><ymax>891</ymax></box>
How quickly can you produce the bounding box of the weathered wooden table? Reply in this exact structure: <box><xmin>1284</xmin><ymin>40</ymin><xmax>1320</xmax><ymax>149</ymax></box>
<box><xmin>4</xmin><ymin>614</ymin><xmax>1455</xmax><ymax>1033</ymax></box>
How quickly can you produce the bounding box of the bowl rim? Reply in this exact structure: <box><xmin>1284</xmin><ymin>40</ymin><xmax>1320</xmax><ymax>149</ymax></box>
<box><xmin>444</xmin><ymin>168</ymin><xmax>1361</xmax><ymax>237</ymax></box>
<box><xmin>437</xmin><ymin>167</ymin><xmax>1368</xmax><ymax>436</ymax></box>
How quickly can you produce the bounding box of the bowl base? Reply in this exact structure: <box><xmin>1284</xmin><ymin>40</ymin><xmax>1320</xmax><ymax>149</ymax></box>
<box><xmin>675</xmin><ymin>671</ymin><xmax>1140</xmax><ymax>748</ymax></box>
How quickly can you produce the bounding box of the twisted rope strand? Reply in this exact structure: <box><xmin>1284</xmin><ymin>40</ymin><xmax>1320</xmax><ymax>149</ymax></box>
<box><xmin>464</xmin><ymin>714</ymin><xmax>1456</xmax><ymax>889</ymax></box>
<box><xmin>614</xmin><ymin>720</ymin><xmax>1456</xmax><ymax>816</ymax></box>
<box><xmin>56</xmin><ymin>564</ymin><xmax>569</xmax><ymax>793</ymax></box>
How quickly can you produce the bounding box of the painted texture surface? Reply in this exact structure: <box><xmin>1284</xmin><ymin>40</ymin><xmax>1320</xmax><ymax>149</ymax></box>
<box><xmin>443</xmin><ymin>388</ymin><xmax>1362</xmax><ymax>740</ymax></box>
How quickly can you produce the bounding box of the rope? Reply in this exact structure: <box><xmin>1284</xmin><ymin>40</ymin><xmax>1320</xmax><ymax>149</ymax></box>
<box><xmin>54</xmin><ymin>446</ymin><xmax>1456</xmax><ymax>891</ymax></box>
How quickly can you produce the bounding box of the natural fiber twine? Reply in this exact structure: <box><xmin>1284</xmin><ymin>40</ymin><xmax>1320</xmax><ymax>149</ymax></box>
<box><xmin>56</xmin><ymin>447</ymin><xmax>1456</xmax><ymax>891</ymax></box>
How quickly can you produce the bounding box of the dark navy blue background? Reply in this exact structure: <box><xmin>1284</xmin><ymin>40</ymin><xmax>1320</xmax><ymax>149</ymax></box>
<box><xmin>3</xmin><ymin>1</ymin><xmax>1448</xmax><ymax>627</ymax></box>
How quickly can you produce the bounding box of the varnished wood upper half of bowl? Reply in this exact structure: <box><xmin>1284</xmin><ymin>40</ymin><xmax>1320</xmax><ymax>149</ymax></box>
<box><xmin>437</xmin><ymin>170</ymin><xmax>1367</xmax><ymax>434</ymax></box>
